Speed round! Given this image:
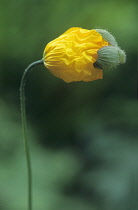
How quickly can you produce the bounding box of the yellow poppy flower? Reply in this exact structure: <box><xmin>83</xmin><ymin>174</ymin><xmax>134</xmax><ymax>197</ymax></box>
<box><xmin>43</xmin><ymin>27</ymin><xmax>125</xmax><ymax>83</ymax></box>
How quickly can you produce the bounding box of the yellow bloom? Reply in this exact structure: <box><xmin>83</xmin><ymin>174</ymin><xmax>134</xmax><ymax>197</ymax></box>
<box><xmin>43</xmin><ymin>27</ymin><xmax>110</xmax><ymax>82</ymax></box>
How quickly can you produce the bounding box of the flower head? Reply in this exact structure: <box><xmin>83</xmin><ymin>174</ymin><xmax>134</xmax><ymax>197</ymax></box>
<box><xmin>43</xmin><ymin>27</ymin><xmax>126</xmax><ymax>83</ymax></box>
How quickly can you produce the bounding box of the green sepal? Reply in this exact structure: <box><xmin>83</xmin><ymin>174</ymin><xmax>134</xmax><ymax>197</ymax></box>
<box><xmin>95</xmin><ymin>29</ymin><xmax>118</xmax><ymax>47</ymax></box>
<box><xmin>118</xmin><ymin>48</ymin><xmax>126</xmax><ymax>63</ymax></box>
<box><xmin>94</xmin><ymin>46</ymin><xmax>121</xmax><ymax>70</ymax></box>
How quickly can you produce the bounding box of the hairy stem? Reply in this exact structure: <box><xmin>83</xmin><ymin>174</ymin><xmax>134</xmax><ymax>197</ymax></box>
<box><xmin>20</xmin><ymin>60</ymin><xmax>43</xmax><ymax>210</ymax></box>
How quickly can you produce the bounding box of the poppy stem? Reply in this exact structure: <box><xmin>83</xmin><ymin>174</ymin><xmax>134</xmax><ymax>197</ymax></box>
<box><xmin>20</xmin><ymin>60</ymin><xmax>43</xmax><ymax>210</ymax></box>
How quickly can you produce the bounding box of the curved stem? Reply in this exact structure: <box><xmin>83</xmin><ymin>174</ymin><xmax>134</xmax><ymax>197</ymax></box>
<box><xmin>20</xmin><ymin>60</ymin><xmax>43</xmax><ymax>210</ymax></box>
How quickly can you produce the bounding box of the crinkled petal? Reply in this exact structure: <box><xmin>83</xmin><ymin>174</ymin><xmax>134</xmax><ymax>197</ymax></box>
<box><xmin>43</xmin><ymin>27</ymin><xmax>109</xmax><ymax>82</ymax></box>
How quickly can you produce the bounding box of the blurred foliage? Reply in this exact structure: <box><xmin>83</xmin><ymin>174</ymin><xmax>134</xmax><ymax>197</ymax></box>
<box><xmin>0</xmin><ymin>0</ymin><xmax>137</xmax><ymax>210</ymax></box>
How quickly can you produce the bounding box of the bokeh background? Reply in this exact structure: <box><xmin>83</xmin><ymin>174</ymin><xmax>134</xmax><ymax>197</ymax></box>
<box><xmin>0</xmin><ymin>0</ymin><xmax>137</xmax><ymax>210</ymax></box>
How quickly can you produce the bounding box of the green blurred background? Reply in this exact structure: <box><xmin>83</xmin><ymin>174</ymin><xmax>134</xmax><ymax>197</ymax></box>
<box><xmin>0</xmin><ymin>0</ymin><xmax>137</xmax><ymax>210</ymax></box>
